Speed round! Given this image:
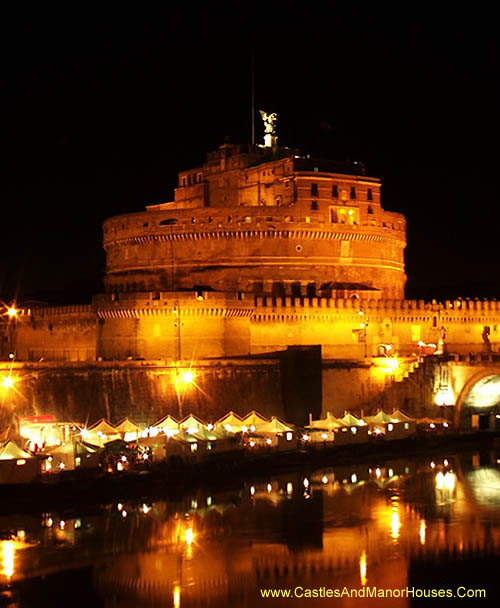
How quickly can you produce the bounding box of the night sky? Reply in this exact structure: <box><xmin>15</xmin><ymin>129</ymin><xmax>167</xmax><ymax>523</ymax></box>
<box><xmin>0</xmin><ymin>16</ymin><xmax>498</xmax><ymax>305</ymax></box>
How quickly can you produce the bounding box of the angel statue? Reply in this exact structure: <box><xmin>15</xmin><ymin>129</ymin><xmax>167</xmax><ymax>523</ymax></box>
<box><xmin>259</xmin><ymin>110</ymin><xmax>278</xmax><ymax>147</ymax></box>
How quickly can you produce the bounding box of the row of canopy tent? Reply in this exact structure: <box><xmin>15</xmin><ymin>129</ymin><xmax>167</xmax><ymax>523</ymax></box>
<box><xmin>81</xmin><ymin>410</ymin><xmax>296</xmax><ymax>447</ymax></box>
<box><xmin>307</xmin><ymin>409</ymin><xmax>450</xmax><ymax>438</ymax></box>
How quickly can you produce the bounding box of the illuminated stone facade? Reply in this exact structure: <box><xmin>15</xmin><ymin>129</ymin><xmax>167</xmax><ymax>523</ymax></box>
<box><xmin>3</xmin><ymin>139</ymin><xmax>500</xmax><ymax>425</ymax></box>
<box><xmin>103</xmin><ymin>143</ymin><xmax>406</xmax><ymax>299</ymax></box>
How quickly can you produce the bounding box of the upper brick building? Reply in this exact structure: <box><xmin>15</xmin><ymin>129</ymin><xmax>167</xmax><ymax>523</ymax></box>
<box><xmin>103</xmin><ymin>142</ymin><xmax>407</xmax><ymax>299</ymax></box>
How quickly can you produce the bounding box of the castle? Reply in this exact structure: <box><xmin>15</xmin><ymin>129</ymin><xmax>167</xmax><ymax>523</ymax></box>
<box><xmin>1</xmin><ymin>118</ymin><xmax>500</xmax><ymax>426</ymax></box>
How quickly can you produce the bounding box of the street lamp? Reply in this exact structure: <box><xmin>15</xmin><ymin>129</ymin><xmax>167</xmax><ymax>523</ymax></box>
<box><xmin>359</xmin><ymin>310</ymin><xmax>369</xmax><ymax>358</ymax></box>
<box><xmin>7</xmin><ymin>307</ymin><xmax>18</xmax><ymax>318</ymax></box>
<box><xmin>1</xmin><ymin>376</ymin><xmax>14</xmax><ymax>390</ymax></box>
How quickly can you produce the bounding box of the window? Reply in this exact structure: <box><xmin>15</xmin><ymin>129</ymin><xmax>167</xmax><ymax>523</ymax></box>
<box><xmin>311</xmin><ymin>183</ymin><xmax>318</xmax><ymax>196</ymax></box>
<box><xmin>330</xmin><ymin>206</ymin><xmax>359</xmax><ymax>225</ymax></box>
<box><xmin>181</xmin><ymin>177</ymin><xmax>186</xmax><ymax>186</ymax></box>
<box><xmin>367</xmin><ymin>188</ymin><xmax>373</xmax><ymax>201</ymax></box>
<box><xmin>350</xmin><ymin>186</ymin><xmax>356</xmax><ymax>200</ymax></box>
<box><xmin>332</xmin><ymin>184</ymin><xmax>338</xmax><ymax>198</ymax></box>
<box><xmin>367</xmin><ymin>205</ymin><xmax>374</xmax><ymax>215</ymax></box>
<box><xmin>311</xmin><ymin>200</ymin><xmax>318</xmax><ymax>210</ymax></box>
<box><xmin>160</xmin><ymin>218</ymin><xmax>178</xmax><ymax>225</ymax></box>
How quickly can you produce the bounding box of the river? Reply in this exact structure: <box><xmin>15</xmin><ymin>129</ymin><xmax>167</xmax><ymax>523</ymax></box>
<box><xmin>1</xmin><ymin>447</ymin><xmax>500</xmax><ymax>606</ymax></box>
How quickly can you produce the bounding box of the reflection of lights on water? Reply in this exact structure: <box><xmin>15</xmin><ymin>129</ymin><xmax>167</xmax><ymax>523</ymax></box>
<box><xmin>1</xmin><ymin>541</ymin><xmax>14</xmax><ymax>579</ymax></box>
<box><xmin>419</xmin><ymin>520</ymin><xmax>426</xmax><ymax>545</ymax></box>
<box><xmin>466</xmin><ymin>467</ymin><xmax>500</xmax><ymax>507</ymax></box>
<box><xmin>436</xmin><ymin>471</ymin><xmax>456</xmax><ymax>492</ymax></box>
<box><xmin>391</xmin><ymin>511</ymin><xmax>401</xmax><ymax>540</ymax></box>
<box><xmin>359</xmin><ymin>551</ymin><xmax>367</xmax><ymax>586</ymax></box>
<box><xmin>173</xmin><ymin>584</ymin><xmax>181</xmax><ymax>608</ymax></box>
<box><xmin>436</xmin><ymin>471</ymin><xmax>444</xmax><ymax>490</ymax></box>
<box><xmin>185</xmin><ymin>527</ymin><xmax>194</xmax><ymax>546</ymax></box>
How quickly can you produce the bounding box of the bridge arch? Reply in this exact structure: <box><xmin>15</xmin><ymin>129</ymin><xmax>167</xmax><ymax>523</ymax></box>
<box><xmin>455</xmin><ymin>369</ymin><xmax>500</xmax><ymax>427</ymax></box>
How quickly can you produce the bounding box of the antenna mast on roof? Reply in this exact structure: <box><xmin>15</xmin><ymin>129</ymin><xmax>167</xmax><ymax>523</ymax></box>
<box><xmin>251</xmin><ymin>49</ymin><xmax>255</xmax><ymax>146</ymax></box>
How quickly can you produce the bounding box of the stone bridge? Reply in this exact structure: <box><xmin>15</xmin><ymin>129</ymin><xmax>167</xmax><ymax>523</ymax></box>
<box><xmin>434</xmin><ymin>352</ymin><xmax>500</xmax><ymax>428</ymax></box>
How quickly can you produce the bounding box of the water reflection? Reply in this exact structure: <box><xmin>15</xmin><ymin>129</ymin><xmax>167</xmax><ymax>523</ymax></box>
<box><xmin>1</xmin><ymin>452</ymin><xmax>500</xmax><ymax>605</ymax></box>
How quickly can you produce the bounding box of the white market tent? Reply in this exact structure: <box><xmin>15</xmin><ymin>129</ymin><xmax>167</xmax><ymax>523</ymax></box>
<box><xmin>363</xmin><ymin>410</ymin><xmax>397</xmax><ymax>425</ymax></box>
<box><xmin>151</xmin><ymin>415</ymin><xmax>180</xmax><ymax>432</ymax></box>
<box><xmin>88</xmin><ymin>419</ymin><xmax>118</xmax><ymax>435</ymax></box>
<box><xmin>308</xmin><ymin>412</ymin><xmax>346</xmax><ymax>430</ymax></box>
<box><xmin>258</xmin><ymin>417</ymin><xmax>294</xmax><ymax>434</ymax></box>
<box><xmin>214</xmin><ymin>411</ymin><xmax>244</xmax><ymax>433</ymax></box>
<box><xmin>390</xmin><ymin>409</ymin><xmax>415</xmax><ymax>423</ymax></box>
<box><xmin>114</xmin><ymin>418</ymin><xmax>143</xmax><ymax>435</ymax></box>
<box><xmin>339</xmin><ymin>412</ymin><xmax>366</xmax><ymax>427</ymax></box>
<box><xmin>179</xmin><ymin>414</ymin><xmax>206</xmax><ymax>434</ymax></box>
<box><xmin>0</xmin><ymin>441</ymin><xmax>33</xmax><ymax>461</ymax></box>
<box><xmin>241</xmin><ymin>411</ymin><xmax>270</xmax><ymax>431</ymax></box>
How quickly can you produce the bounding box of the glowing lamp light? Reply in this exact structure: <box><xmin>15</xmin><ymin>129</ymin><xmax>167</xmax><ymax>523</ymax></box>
<box><xmin>250</xmin><ymin>486</ymin><xmax>255</xmax><ymax>496</ymax></box>
<box><xmin>207</xmin><ymin>423</ymin><xmax>214</xmax><ymax>431</ymax></box>
<box><xmin>241</xmin><ymin>425</ymin><xmax>248</xmax><ymax>433</ymax></box>
<box><xmin>322</xmin><ymin>475</ymin><xmax>328</xmax><ymax>484</ymax></box>
<box><xmin>1</xmin><ymin>376</ymin><xmax>14</xmax><ymax>390</ymax></box>
<box><xmin>249</xmin><ymin>440</ymin><xmax>255</xmax><ymax>447</ymax></box>
<box><xmin>250</xmin><ymin>424</ymin><xmax>256</xmax><ymax>432</ymax></box>
<box><xmin>302</xmin><ymin>434</ymin><xmax>310</xmax><ymax>442</ymax></box>
<box><xmin>266</xmin><ymin>438</ymin><xmax>272</xmax><ymax>445</ymax></box>
<box><xmin>321</xmin><ymin>433</ymin><xmax>328</xmax><ymax>440</ymax></box>
<box><xmin>7</xmin><ymin>307</ymin><xmax>18</xmax><ymax>318</ymax></box>
<box><xmin>360</xmin><ymin>551</ymin><xmax>367</xmax><ymax>586</ymax></box>
<box><xmin>351</xmin><ymin>473</ymin><xmax>358</xmax><ymax>484</ymax></box>
<box><xmin>303</xmin><ymin>478</ymin><xmax>309</xmax><ymax>489</ymax></box>
<box><xmin>180</xmin><ymin>370</ymin><xmax>195</xmax><ymax>384</ymax></box>
<box><xmin>266</xmin><ymin>483</ymin><xmax>272</xmax><ymax>492</ymax></box>
<box><xmin>375</xmin><ymin>467</ymin><xmax>382</xmax><ymax>478</ymax></box>
<box><xmin>80</xmin><ymin>428</ymin><xmax>89</xmax><ymax>439</ymax></box>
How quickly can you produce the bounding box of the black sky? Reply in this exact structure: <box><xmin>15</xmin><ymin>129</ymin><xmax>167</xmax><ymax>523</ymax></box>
<box><xmin>0</xmin><ymin>15</ymin><xmax>498</xmax><ymax>304</ymax></box>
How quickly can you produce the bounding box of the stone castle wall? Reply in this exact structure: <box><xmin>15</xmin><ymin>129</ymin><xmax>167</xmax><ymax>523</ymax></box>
<box><xmin>5</xmin><ymin>295</ymin><xmax>500</xmax><ymax>363</ymax></box>
<box><xmin>102</xmin><ymin>207</ymin><xmax>406</xmax><ymax>298</ymax></box>
<box><xmin>0</xmin><ymin>360</ymin><xmax>284</xmax><ymax>429</ymax></box>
